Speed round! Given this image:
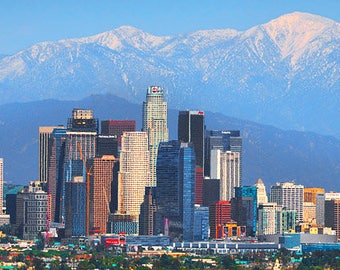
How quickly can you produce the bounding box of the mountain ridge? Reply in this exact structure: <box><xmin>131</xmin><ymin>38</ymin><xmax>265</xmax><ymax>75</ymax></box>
<box><xmin>0</xmin><ymin>12</ymin><xmax>339</xmax><ymax>138</ymax></box>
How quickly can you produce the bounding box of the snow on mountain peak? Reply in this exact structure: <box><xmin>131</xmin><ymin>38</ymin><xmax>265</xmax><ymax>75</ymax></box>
<box><xmin>263</xmin><ymin>12</ymin><xmax>339</xmax><ymax>63</ymax></box>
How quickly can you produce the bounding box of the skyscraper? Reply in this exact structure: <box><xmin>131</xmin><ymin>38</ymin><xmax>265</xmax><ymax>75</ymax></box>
<box><xmin>118</xmin><ymin>132</ymin><xmax>150</xmax><ymax>225</ymax></box>
<box><xmin>209</xmin><ymin>200</ymin><xmax>232</xmax><ymax>239</ymax></box>
<box><xmin>142</xmin><ymin>86</ymin><xmax>168</xmax><ymax>187</ymax></box>
<box><xmin>270</xmin><ymin>181</ymin><xmax>304</xmax><ymax>223</ymax></box>
<box><xmin>211</xmin><ymin>149</ymin><xmax>240</xmax><ymax>201</ymax></box>
<box><xmin>62</xmin><ymin>109</ymin><xmax>98</xmax><ymax>224</ymax></box>
<box><xmin>178</xmin><ymin>110</ymin><xmax>204</xmax><ymax>169</ymax></box>
<box><xmin>155</xmin><ymin>140</ymin><xmax>196</xmax><ymax>241</ymax></box>
<box><xmin>38</xmin><ymin>126</ymin><xmax>60</xmax><ymax>184</ymax></box>
<box><xmin>87</xmin><ymin>155</ymin><xmax>117</xmax><ymax>234</ymax></box>
<box><xmin>48</xmin><ymin>127</ymin><xmax>67</xmax><ymax>222</ymax></box>
<box><xmin>139</xmin><ymin>187</ymin><xmax>157</xmax><ymax>235</ymax></box>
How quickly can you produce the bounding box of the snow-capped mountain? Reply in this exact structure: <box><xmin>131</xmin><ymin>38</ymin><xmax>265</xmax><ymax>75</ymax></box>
<box><xmin>0</xmin><ymin>12</ymin><xmax>339</xmax><ymax>137</ymax></box>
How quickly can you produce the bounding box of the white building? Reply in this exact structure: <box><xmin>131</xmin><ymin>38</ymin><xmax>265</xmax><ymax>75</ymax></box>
<box><xmin>270</xmin><ymin>181</ymin><xmax>304</xmax><ymax>222</ymax></box>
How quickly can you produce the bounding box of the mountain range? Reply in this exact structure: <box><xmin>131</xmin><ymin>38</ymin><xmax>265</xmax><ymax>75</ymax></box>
<box><xmin>0</xmin><ymin>12</ymin><xmax>339</xmax><ymax>138</ymax></box>
<box><xmin>0</xmin><ymin>95</ymin><xmax>339</xmax><ymax>192</ymax></box>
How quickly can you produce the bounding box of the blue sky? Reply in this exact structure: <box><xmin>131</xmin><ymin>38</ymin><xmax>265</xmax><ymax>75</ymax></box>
<box><xmin>0</xmin><ymin>0</ymin><xmax>339</xmax><ymax>55</ymax></box>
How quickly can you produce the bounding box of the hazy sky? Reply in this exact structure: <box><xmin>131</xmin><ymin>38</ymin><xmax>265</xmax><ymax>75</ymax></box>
<box><xmin>1</xmin><ymin>0</ymin><xmax>339</xmax><ymax>55</ymax></box>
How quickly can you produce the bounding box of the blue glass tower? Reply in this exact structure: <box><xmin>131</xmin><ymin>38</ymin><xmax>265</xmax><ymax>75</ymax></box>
<box><xmin>193</xmin><ymin>205</ymin><xmax>209</xmax><ymax>241</ymax></box>
<box><xmin>180</xmin><ymin>143</ymin><xmax>196</xmax><ymax>242</ymax></box>
<box><xmin>156</xmin><ymin>141</ymin><xmax>196</xmax><ymax>241</ymax></box>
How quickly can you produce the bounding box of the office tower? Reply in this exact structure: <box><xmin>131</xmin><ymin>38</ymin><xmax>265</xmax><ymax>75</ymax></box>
<box><xmin>232</xmin><ymin>186</ymin><xmax>257</xmax><ymax>236</ymax></box>
<box><xmin>282</xmin><ymin>209</ymin><xmax>297</xmax><ymax>232</ymax></box>
<box><xmin>47</xmin><ymin>127</ymin><xmax>66</xmax><ymax>223</ymax></box>
<box><xmin>211</xmin><ymin>149</ymin><xmax>240</xmax><ymax>201</ymax></box>
<box><xmin>270</xmin><ymin>181</ymin><xmax>304</xmax><ymax>222</ymax></box>
<box><xmin>180</xmin><ymin>143</ymin><xmax>196</xmax><ymax>241</ymax></box>
<box><xmin>155</xmin><ymin>141</ymin><xmax>196</xmax><ymax>241</ymax></box>
<box><xmin>254</xmin><ymin>178</ymin><xmax>268</xmax><ymax>206</ymax></box>
<box><xmin>178</xmin><ymin>110</ymin><xmax>204</xmax><ymax>169</ymax></box>
<box><xmin>101</xmin><ymin>120</ymin><xmax>136</xmax><ymax>147</ymax></box>
<box><xmin>316</xmin><ymin>193</ymin><xmax>325</xmax><ymax>226</ymax></box>
<box><xmin>142</xmin><ymin>86</ymin><xmax>168</xmax><ymax>187</ymax></box>
<box><xmin>118</xmin><ymin>132</ymin><xmax>150</xmax><ymax>225</ymax></box>
<box><xmin>193</xmin><ymin>205</ymin><xmax>209</xmax><ymax>241</ymax></box>
<box><xmin>257</xmin><ymin>202</ymin><xmax>282</xmax><ymax>236</ymax></box>
<box><xmin>139</xmin><ymin>187</ymin><xmax>157</xmax><ymax>235</ymax></box>
<box><xmin>62</xmin><ymin>109</ymin><xmax>98</xmax><ymax>225</ymax></box>
<box><xmin>96</xmin><ymin>135</ymin><xmax>118</xmax><ymax>157</ymax></box>
<box><xmin>0</xmin><ymin>158</ymin><xmax>3</xmax><ymax>213</ymax></box>
<box><xmin>209</xmin><ymin>200</ymin><xmax>232</xmax><ymax>239</ymax></box>
<box><xmin>64</xmin><ymin>177</ymin><xmax>86</xmax><ymax>237</ymax></box>
<box><xmin>304</xmin><ymin>188</ymin><xmax>325</xmax><ymax>204</ymax></box>
<box><xmin>325</xmin><ymin>199</ymin><xmax>340</xmax><ymax>239</ymax></box>
<box><xmin>155</xmin><ymin>140</ymin><xmax>182</xmax><ymax>238</ymax></box>
<box><xmin>87</xmin><ymin>155</ymin><xmax>116</xmax><ymax>234</ymax></box>
<box><xmin>14</xmin><ymin>181</ymin><xmax>49</xmax><ymax>240</ymax></box>
<box><xmin>325</xmin><ymin>192</ymin><xmax>340</xmax><ymax>200</ymax></box>
<box><xmin>203</xmin><ymin>178</ymin><xmax>220</xmax><ymax>207</ymax></box>
<box><xmin>39</xmin><ymin>126</ymin><xmax>60</xmax><ymax>186</ymax></box>
<box><xmin>204</xmin><ymin>130</ymin><xmax>242</xmax><ymax>181</ymax></box>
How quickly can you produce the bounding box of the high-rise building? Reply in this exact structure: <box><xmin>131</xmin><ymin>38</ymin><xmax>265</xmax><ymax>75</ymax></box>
<box><xmin>178</xmin><ymin>110</ymin><xmax>204</xmax><ymax>169</ymax></box>
<box><xmin>316</xmin><ymin>193</ymin><xmax>325</xmax><ymax>226</ymax></box>
<box><xmin>180</xmin><ymin>143</ymin><xmax>196</xmax><ymax>242</ymax></box>
<box><xmin>47</xmin><ymin>127</ymin><xmax>66</xmax><ymax>223</ymax></box>
<box><xmin>270</xmin><ymin>182</ymin><xmax>304</xmax><ymax>222</ymax></box>
<box><xmin>87</xmin><ymin>155</ymin><xmax>117</xmax><ymax>234</ymax></box>
<box><xmin>142</xmin><ymin>86</ymin><xmax>168</xmax><ymax>187</ymax></box>
<box><xmin>118</xmin><ymin>132</ymin><xmax>150</xmax><ymax>226</ymax></box>
<box><xmin>62</xmin><ymin>109</ymin><xmax>98</xmax><ymax>224</ymax></box>
<box><xmin>209</xmin><ymin>200</ymin><xmax>232</xmax><ymax>239</ymax></box>
<box><xmin>195</xmin><ymin>167</ymin><xmax>203</xmax><ymax>205</ymax></box>
<box><xmin>282</xmin><ymin>209</ymin><xmax>297</xmax><ymax>232</ymax></box>
<box><xmin>155</xmin><ymin>141</ymin><xmax>196</xmax><ymax>241</ymax></box>
<box><xmin>39</xmin><ymin>126</ymin><xmax>60</xmax><ymax>185</ymax></box>
<box><xmin>257</xmin><ymin>202</ymin><xmax>282</xmax><ymax>236</ymax></box>
<box><xmin>254</xmin><ymin>178</ymin><xmax>268</xmax><ymax>206</ymax></box>
<box><xmin>303</xmin><ymin>202</ymin><xmax>316</xmax><ymax>224</ymax></box>
<box><xmin>139</xmin><ymin>187</ymin><xmax>157</xmax><ymax>235</ymax></box>
<box><xmin>101</xmin><ymin>120</ymin><xmax>136</xmax><ymax>148</ymax></box>
<box><xmin>14</xmin><ymin>181</ymin><xmax>49</xmax><ymax>240</ymax></box>
<box><xmin>204</xmin><ymin>130</ymin><xmax>242</xmax><ymax>181</ymax></box>
<box><xmin>232</xmin><ymin>186</ymin><xmax>257</xmax><ymax>236</ymax></box>
<box><xmin>211</xmin><ymin>149</ymin><xmax>240</xmax><ymax>201</ymax></box>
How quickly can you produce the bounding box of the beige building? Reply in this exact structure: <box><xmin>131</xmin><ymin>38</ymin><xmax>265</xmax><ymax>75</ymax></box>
<box><xmin>258</xmin><ymin>202</ymin><xmax>282</xmax><ymax>235</ymax></box>
<box><xmin>118</xmin><ymin>132</ymin><xmax>150</xmax><ymax>222</ymax></box>
<box><xmin>211</xmin><ymin>150</ymin><xmax>240</xmax><ymax>201</ymax></box>
<box><xmin>254</xmin><ymin>178</ymin><xmax>268</xmax><ymax>206</ymax></box>
<box><xmin>303</xmin><ymin>202</ymin><xmax>316</xmax><ymax>224</ymax></box>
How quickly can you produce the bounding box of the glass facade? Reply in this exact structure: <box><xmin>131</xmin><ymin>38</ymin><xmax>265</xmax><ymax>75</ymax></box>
<box><xmin>180</xmin><ymin>143</ymin><xmax>196</xmax><ymax>242</ymax></box>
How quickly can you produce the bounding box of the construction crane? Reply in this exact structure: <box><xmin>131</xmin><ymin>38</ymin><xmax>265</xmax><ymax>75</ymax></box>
<box><xmin>76</xmin><ymin>141</ymin><xmax>93</xmax><ymax>236</ymax></box>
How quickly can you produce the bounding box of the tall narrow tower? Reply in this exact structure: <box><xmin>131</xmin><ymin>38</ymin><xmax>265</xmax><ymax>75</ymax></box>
<box><xmin>142</xmin><ymin>86</ymin><xmax>168</xmax><ymax>187</ymax></box>
<box><xmin>118</xmin><ymin>132</ymin><xmax>150</xmax><ymax>223</ymax></box>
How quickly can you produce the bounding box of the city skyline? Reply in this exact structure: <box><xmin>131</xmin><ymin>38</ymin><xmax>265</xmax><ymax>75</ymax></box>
<box><xmin>0</xmin><ymin>1</ymin><xmax>339</xmax><ymax>55</ymax></box>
